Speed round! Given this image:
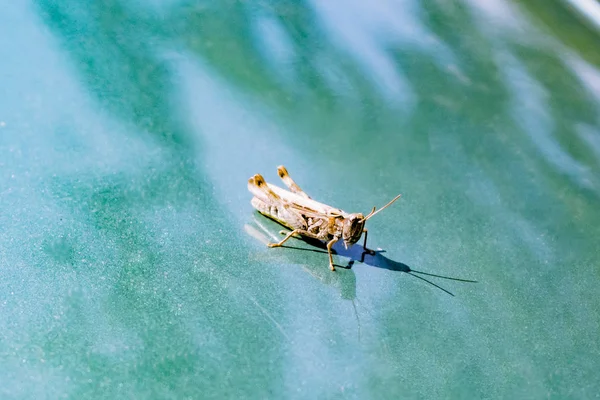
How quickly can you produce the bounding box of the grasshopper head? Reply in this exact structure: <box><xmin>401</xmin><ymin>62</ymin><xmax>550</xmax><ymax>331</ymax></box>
<box><xmin>340</xmin><ymin>194</ymin><xmax>402</xmax><ymax>249</ymax></box>
<box><xmin>342</xmin><ymin>213</ymin><xmax>366</xmax><ymax>248</ymax></box>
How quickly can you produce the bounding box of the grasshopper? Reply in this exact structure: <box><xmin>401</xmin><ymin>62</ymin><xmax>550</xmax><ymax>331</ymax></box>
<box><xmin>248</xmin><ymin>166</ymin><xmax>401</xmax><ymax>271</ymax></box>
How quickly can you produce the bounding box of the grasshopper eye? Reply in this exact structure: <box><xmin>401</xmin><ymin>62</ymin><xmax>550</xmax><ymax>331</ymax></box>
<box><xmin>342</xmin><ymin>214</ymin><xmax>365</xmax><ymax>246</ymax></box>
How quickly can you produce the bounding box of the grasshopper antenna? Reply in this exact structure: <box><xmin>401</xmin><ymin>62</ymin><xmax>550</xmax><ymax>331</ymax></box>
<box><xmin>362</xmin><ymin>194</ymin><xmax>402</xmax><ymax>222</ymax></box>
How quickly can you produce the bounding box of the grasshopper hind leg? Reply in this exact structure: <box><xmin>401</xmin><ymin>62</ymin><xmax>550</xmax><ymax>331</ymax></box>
<box><xmin>267</xmin><ymin>227</ymin><xmax>339</xmax><ymax>272</ymax></box>
<box><xmin>267</xmin><ymin>229</ymin><xmax>302</xmax><ymax>248</ymax></box>
<box><xmin>277</xmin><ymin>166</ymin><xmax>311</xmax><ymax>199</ymax></box>
<box><xmin>267</xmin><ymin>228</ymin><xmax>319</xmax><ymax>248</ymax></box>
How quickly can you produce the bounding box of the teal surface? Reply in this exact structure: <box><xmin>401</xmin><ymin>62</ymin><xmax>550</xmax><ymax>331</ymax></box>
<box><xmin>2</xmin><ymin>1</ymin><xmax>600</xmax><ymax>398</ymax></box>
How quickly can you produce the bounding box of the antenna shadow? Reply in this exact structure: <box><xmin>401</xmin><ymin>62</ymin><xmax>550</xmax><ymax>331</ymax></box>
<box><xmin>246</xmin><ymin>217</ymin><xmax>476</xmax><ymax>297</ymax></box>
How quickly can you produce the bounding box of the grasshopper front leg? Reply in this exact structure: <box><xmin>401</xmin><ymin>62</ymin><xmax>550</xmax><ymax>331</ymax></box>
<box><xmin>326</xmin><ymin>237</ymin><xmax>340</xmax><ymax>271</ymax></box>
<box><xmin>362</xmin><ymin>229</ymin><xmax>376</xmax><ymax>255</ymax></box>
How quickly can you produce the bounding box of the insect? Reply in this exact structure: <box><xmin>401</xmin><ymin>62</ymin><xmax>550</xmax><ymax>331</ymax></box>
<box><xmin>248</xmin><ymin>165</ymin><xmax>401</xmax><ymax>271</ymax></box>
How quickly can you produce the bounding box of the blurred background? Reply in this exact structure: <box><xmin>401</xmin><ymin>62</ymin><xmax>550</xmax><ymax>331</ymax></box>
<box><xmin>1</xmin><ymin>0</ymin><xmax>600</xmax><ymax>398</ymax></box>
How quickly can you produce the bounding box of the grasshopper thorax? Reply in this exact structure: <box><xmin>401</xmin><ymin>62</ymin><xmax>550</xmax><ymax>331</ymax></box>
<box><xmin>342</xmin><ymin>213</ymin><xmax>366</xmax><ymax>248</ymax></box>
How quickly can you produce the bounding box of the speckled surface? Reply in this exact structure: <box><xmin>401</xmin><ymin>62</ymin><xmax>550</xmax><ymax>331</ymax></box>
<box><xmin>1</xmin><ymin>1</ymin><xmax>600</xmax><ymax>398</ymax></box>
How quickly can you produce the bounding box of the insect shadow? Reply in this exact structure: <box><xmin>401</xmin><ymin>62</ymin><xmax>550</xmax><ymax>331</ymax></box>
<box><xmin>245</xmin><ymin>216</ymin><xmax>476</xmax><ymax>297</ymax></box>
<box><xmin>245</xmin><ymin>219</ymin><xmax>357</xmax><ymax>298</ymax></box>
<box><xmin>245</xmin><ymin>217</ymin><xmax>363</xmax><ymax>339</ymax></box>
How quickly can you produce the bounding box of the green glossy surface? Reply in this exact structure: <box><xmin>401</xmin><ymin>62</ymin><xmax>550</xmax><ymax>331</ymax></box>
<box><xmin>2</xmin><ymin>1</ymin><xmax>600</xmax><ymax>398</ymax></box>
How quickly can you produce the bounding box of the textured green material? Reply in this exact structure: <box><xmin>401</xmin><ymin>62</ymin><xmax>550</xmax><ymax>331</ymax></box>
<box><xmin>2</xmin><ymin>1</ymin><xmax>600</xmax><ymax>398</ymax></box>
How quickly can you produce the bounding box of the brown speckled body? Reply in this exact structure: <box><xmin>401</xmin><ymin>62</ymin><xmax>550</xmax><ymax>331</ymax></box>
<box><xmin>248</xmin><ymin>166</ymin><xmax>401</xmax><ymax>271</ymax></box>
